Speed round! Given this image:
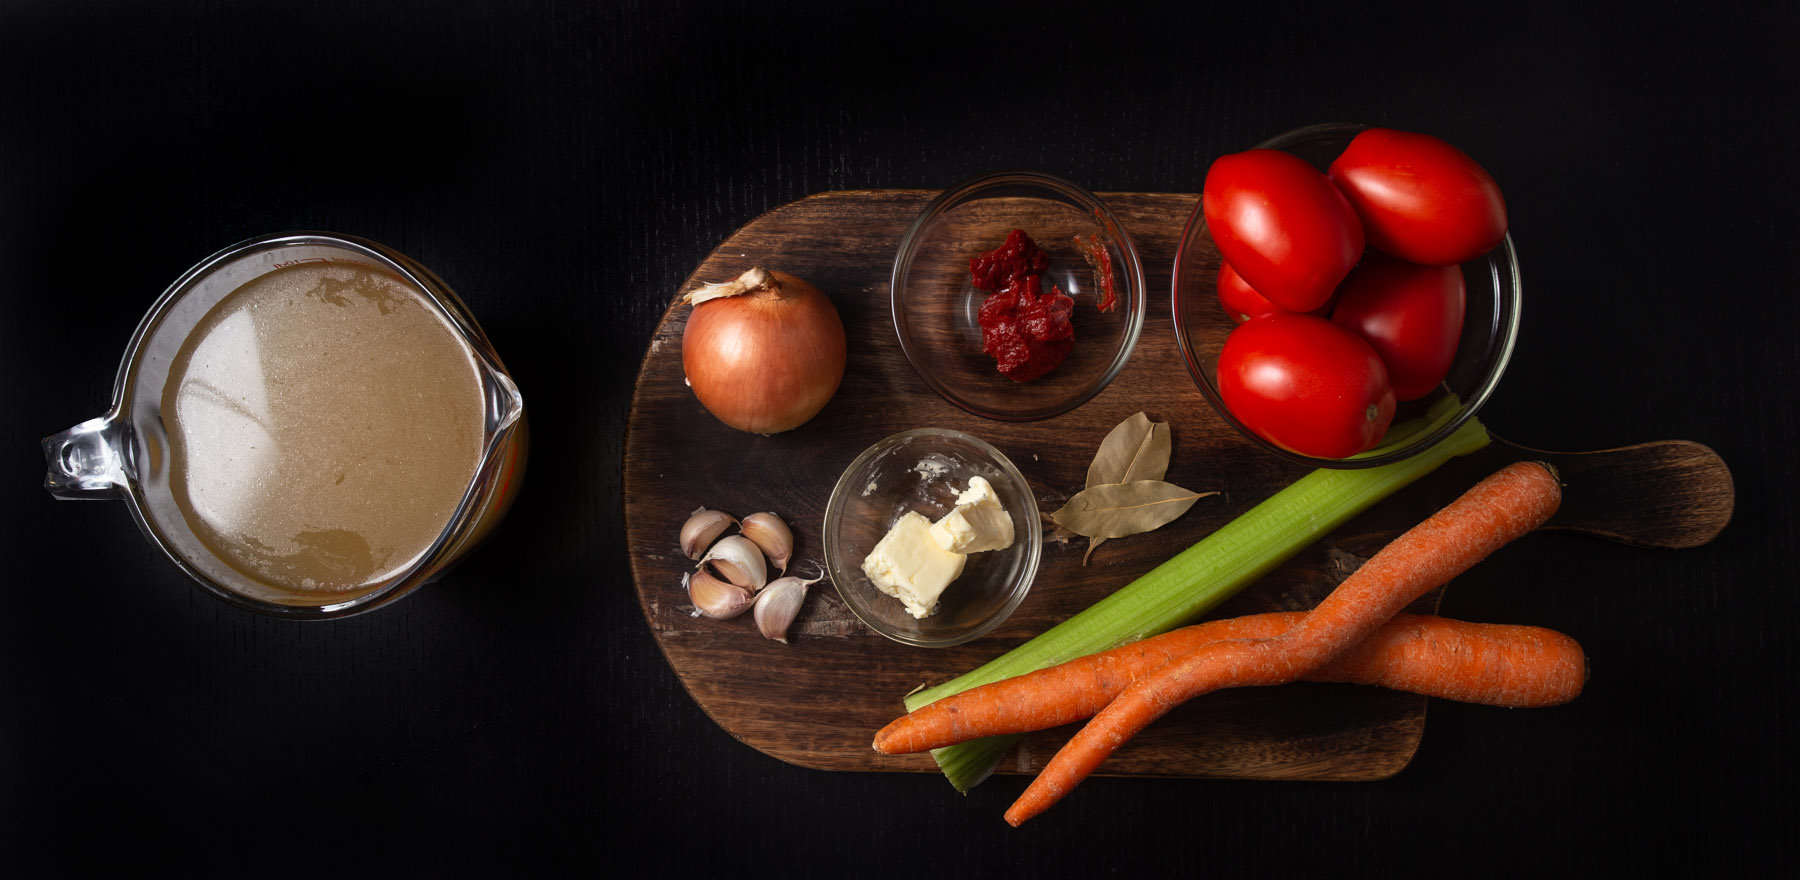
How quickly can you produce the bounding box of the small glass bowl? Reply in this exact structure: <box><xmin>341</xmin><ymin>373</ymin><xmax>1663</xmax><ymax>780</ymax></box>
<box><xmin>1172</xmin><ymin>123</ymin><xmax>1522</xmax><ymax>468</ymax></box>
<box><xmin>891</xmin><ymin>171</ymin><xmax>1146</xmax><ymax>421</ymax></box>
<box><xmin>822</xmin><ymin>428</ymin><xmax>1041</xmax><ymax>648</ymax></box>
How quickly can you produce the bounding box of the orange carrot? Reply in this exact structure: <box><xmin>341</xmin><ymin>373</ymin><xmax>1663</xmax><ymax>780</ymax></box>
<box><xmin>1005</xmin><ymin>461</ymin><xmax>1562</xmax><ymax>826</ymax></box>
<box><xmin>872</xmin><ymin>612</ymin><xmax>1585</xmax><ymax>754</ymax></box>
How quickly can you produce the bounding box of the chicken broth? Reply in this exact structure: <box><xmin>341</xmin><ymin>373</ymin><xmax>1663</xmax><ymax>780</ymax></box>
<box><xmin>162</xmin><ymin>262</ymin><xmax>485</xmax><ymax>592</ymax></box>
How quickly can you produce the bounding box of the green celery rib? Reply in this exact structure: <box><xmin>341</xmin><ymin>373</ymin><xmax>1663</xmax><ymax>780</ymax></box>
<box><xmin>905</xmin><ymin>413</ymin><xmax>1491</xmax><ymax>793</ymax></box>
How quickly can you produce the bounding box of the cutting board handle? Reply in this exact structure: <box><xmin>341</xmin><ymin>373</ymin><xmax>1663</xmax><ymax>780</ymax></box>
<box><xmin>1496</xmin><ymin>437</ymin><xmax>1734</xmax><ymax>549</ymax></box>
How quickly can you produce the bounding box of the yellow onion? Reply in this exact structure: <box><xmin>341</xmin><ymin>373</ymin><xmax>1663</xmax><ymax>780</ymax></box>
<box><xmin>681</xmin><ymin>267</ymin><xmax>846</xmax><ymax>434</ymax></box>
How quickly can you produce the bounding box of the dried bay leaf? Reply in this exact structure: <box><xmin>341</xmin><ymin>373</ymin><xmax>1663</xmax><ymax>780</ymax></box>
<box><xmin>1081</xmin><ymin>534</ymin><xmax>1106</xmax><ymax>566</ymax></box>
<box><xmin>1120</xmin><ymin>421</ymin><xmax>1171</xmax><ymax>484</ymax></box>
<box><xmin>1040</xmin><ymin>510</ymin><xmax>1080</xmax><ymax>545</ymax></box>
<box><xmin>1050</xmin><ymin>480</ymin><xmax>1217</xmax><ymax>540</ymax></box>
<box><xmin>1085</xmin><ymin>412</ymin><xmax>1160</xmax><ymax>487</ymax></box>
<box><xmin>1081</xmin><ymin>413</ymin><xmax>1173</xmax><ymax>562</ymax></box>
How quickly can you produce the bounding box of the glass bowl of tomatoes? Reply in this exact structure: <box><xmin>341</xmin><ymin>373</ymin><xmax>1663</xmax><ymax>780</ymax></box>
<box><xmin>1172</xmin><ymin>122</ymin><xmax>1522</xmax><ymax>468</ymax></box>
<box><xmin>892</xmin><ymin>171</ymin><xmax>1147</xmax><ymax>421</ymax></box>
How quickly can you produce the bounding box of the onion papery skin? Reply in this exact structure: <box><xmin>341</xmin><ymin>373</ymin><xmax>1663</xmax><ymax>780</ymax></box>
<box><xmin>681</xmin><ymin>270</ymin><xmax>846</xmax><ymax>434</ymax></box>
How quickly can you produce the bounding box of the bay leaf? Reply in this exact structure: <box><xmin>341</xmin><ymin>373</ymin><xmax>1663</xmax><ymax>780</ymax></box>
<box><xmin>1082</xmin><ymin>414</ymin><xmax>1172</xmax><ymax>563</ymax></box>
<box><xmin>1050</xmin><ymin>480</ymin><xmax>1217</xmax><ymax>540</ymax></box>
<box><xmin>1085</xmin><ymin>412</ymin><xmax>1157</xmax><ymax>488</ymax></box>
<box><xmin>1119</xmin><ymin>421</ymin><xmax>1171</xmax><ymax>484</ymax></box>
<box><xmin>1040</xmin><ymin>510</ymin><xmax>1080</xmax><ymax>546</ymax></box>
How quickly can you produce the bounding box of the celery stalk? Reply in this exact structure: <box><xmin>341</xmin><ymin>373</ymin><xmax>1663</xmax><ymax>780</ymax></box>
<box><xmin>905</xmin><ymin>414</ymin><xmax>1491</xmax><ymax>792</ymax></box>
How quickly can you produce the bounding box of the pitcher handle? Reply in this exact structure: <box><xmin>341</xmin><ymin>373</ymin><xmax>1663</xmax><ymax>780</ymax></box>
<box><xmin>43</xmin><ymin>415</ymin><xmax>128</xmax><ymax>499</ymax></box>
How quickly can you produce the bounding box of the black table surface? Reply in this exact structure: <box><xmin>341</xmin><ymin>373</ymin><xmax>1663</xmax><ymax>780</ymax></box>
<box><xmin>3</xmin><ymin>2</ymin><xmax>1794</xmax><ymax>876</ymax></box>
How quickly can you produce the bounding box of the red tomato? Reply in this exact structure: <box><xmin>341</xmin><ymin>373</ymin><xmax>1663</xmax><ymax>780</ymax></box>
<box><xmin>1331</xmin><ymin>254</ymin><xmax>1466</xmax><ymax>401</ymax></box>
<box><xmin>1328</xmin><ymin>129</ymin><xmax>1508</xmax><ymax>266</ymax></box>
<box><xmin>1216</xmin><ymin>261</ymin><xmax>1280</xmax><ymax>324</ymax></box>
<box><xmin>1218</xmin><ymin>313</ymin><xmax>1396</xmax><ymax>458</ymax></box>
<box><xmin>1203</xmin><ymin>149</ymin><xmax>1364</xmax><ymax>313</ymax></box>
<box><xmin>1218</xmin><ymin>260</ymin><xmax>1334</xmax><ymax>323</ymax></box>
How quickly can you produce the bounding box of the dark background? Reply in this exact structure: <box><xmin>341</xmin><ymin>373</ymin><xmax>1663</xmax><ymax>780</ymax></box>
<box><xmin>2</xmin><ymin>1</ymin><xmax>1794</xmax><ymax>876</ymax></box>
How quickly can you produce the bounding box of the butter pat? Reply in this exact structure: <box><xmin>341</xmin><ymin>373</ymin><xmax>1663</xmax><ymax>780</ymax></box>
<box><xmin>862</xmin><ymin>511</ymin><xmax>967</xmax><ymax>619</ymax></box>
<box><xmin>930</xmin><ymin>476</ymin><xmax>1015</xmax><ymax>554</ymax></box>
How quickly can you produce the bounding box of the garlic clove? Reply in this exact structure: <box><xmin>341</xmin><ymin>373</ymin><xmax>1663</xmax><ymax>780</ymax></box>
<box><xmin>680</xmin><ymin>507</ymin><xmax>738</xmax><ymax>560</ymax></box>
<box><xmin>739</xmin><ymin>512</ymin><xmax>794</xmax><ymax>573</ymax></box>
<box><xmin>687</xmin><ymin>569</ymin><xmax>754</xmax><ymax>619</ymax></box>
<box><xmin>753</xmin><ymin>571</ymin><xmax>823</xmax><ymax>644</ymax></box>
<box><xmin>699</xmin><ymin>534</ymin><xmax>768</xmax><ymax>590</ymax></box>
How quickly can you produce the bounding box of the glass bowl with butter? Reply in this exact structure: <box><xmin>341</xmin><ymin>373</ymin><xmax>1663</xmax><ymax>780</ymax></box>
<box><xmin>823</xmin><ymin>428</ymin><xmax>1041</xmax><ymax>648</ymax></box>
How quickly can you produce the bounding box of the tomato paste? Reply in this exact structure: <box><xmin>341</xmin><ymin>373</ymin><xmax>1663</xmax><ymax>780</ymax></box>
<box><xmin>1073</xmin><ymin>231</ymin><xmax>1119</xmax><ymax>313</ymax></box>
<box><xmin>971</xmin><ymin>229</ymin><xmax>1074</xmax><ymax>382</ymax></box>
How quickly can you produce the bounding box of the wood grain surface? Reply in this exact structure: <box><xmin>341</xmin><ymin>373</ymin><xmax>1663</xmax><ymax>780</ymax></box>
<box><xmin>622</xmin><ymin>190</ymin><xmax>1733</xmax><ymax>780</ymax></box>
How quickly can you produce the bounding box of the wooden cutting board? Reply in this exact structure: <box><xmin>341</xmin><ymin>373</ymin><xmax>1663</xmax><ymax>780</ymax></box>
<box><xmin>623</xmin><ymin>190</ymin><xmax>1732</xmax><ymax>780</ymax></box>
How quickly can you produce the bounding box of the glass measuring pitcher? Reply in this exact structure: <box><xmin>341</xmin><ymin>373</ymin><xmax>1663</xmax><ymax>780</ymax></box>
<box><xmin>42</xmin><ymin>232</ymin><xmax>526</xmax><ymax>619</ymax></box>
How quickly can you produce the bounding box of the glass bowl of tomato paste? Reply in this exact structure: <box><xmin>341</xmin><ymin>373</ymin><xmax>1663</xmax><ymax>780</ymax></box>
<box><xmin>892</xmin><ymin>171</ymin><xmax>1146</xmax><ymax>421</ymax></box>
<box><xmin>1172</xmin><ymin>123</ymin><xmax>1523</xmax><ymax>468</ymax></box>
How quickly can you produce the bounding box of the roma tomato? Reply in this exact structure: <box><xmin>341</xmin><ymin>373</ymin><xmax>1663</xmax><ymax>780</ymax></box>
<box><xmin>1328</xmin><ymin>129</ymin><xmax>1507</xmax><ymax>266</ymax></box>
<box><xmin>1218</xmin><ymin>260</ymin><xmax>1334</xmax><ymax>323</ymax></box>
<box><xmin>1203</xmin><ymin>149</ymin><xmax>1363</xmax><ymax>313</ymax></box>
<box><xmin>1218</xmin><ymin>313</ymin><xmax>1396</xmax><ymax>459</ymax></box>
<box><xmin>1217</xmin><ymin>261</ymin><xmax>1280</xmax><ymax>324</ymax></box>
<box><xmin>1331</xmin><ymin>254</ymin><xmax>1466</xmax><ymax>402</ymax></box>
